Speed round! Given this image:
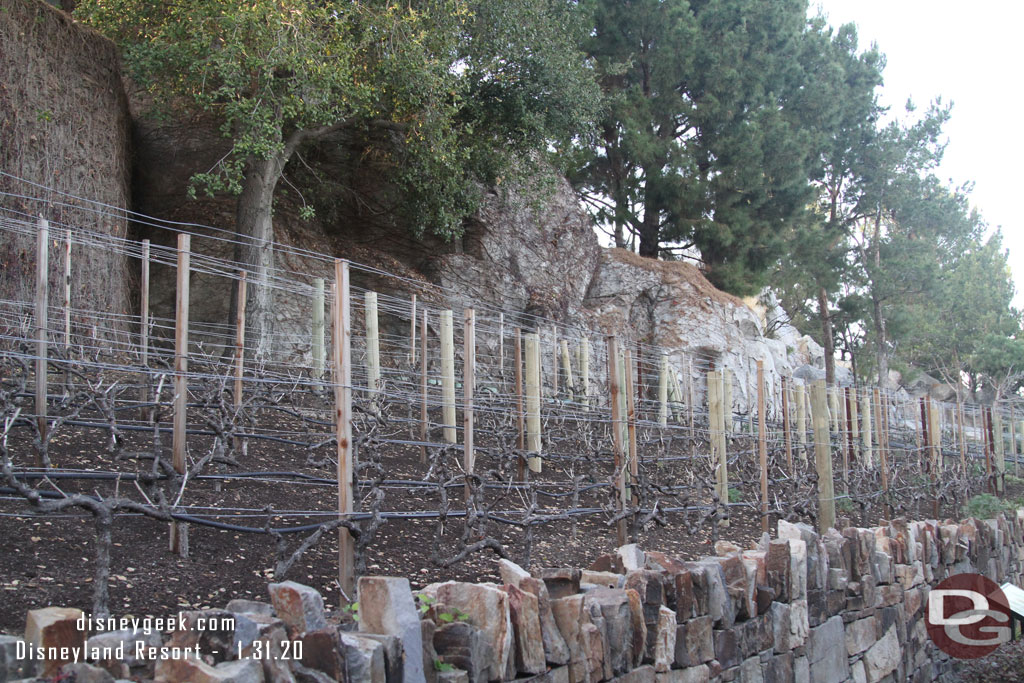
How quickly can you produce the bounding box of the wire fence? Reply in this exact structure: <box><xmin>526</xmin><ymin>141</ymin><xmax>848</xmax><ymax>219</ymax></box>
<box><xmin>0</xmin><ymin>170</ymin><xmax>1019</xmax><ymax>609</ymax></box>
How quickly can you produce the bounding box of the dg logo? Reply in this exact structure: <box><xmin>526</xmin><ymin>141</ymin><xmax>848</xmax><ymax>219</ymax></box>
<box><xmin>926</xmin><ymin>573</ymin><xmax>1011</xmax><ymax>659</ymax></box>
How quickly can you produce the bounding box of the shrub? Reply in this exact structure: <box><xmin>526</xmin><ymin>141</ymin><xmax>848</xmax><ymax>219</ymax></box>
<box><xmin>963</xmin><ymin>493</ymin><xmax>1009</xmax><ymax>520</ymax></box>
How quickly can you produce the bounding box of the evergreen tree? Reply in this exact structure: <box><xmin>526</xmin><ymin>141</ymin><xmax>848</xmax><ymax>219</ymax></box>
<box><xmin>771</xmin><ymin>18</ymin><xmax>884</xmax><ymax>382</ymax></box>
<box><xmin>904</xmin><ymin>231</ymin><xmax>1020</xmax><ymax>399</ymax></box>
<box><xmin>571</xmin><ymin>0</ymin><xmax>819</xmax><ymax>295</ymax></box>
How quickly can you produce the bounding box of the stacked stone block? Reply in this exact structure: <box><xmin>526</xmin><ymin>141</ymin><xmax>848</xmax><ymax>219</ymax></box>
<box><xmin>4</xmin><ymin>510</ymin><xmax>1024</xmax><ymax>682</ymax></box>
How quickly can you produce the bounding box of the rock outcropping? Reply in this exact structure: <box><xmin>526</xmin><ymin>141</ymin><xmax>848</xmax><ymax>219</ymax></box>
<box><xmin>427</xmin><ymin>181</ymin><xmax>825</xmax><ymax>405</ymax></box>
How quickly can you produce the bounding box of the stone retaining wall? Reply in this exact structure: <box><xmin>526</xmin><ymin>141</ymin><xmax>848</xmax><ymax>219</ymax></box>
<box><xmin>4</xmin><ymin>510</ymin><xmax>1023</xmax><ymax>682</ymax></box>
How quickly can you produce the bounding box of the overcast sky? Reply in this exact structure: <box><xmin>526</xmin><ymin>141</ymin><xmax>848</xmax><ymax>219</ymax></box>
<box><xmin>813</xmin><ymin>0</ymin><xmax>1024</xmax><ymax>306</ymax></box>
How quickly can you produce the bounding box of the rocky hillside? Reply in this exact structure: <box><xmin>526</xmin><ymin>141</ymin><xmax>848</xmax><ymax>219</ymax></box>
<box><xmin>0</xmin><ymin>0</ymin><xmax>822</xmax><ymax>401</ymax></box>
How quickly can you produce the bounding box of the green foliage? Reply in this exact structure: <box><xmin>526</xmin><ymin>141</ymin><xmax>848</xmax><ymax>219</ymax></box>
<box><xmin>772</xmin><ymin>23</ymin><xmax>1023</xmax><ymax>392</ymax></box>
<box><xmin>79</xmin><ymin>0</ymin><xmax>377</xmax><ymax>194</ymax></box>
<box><xmin>836</xmin><ymin>497</ymin><xmax>855</xmax><ymax>515</ymax></box>
<box><xmin>77</xmin><ymin>0</ymin><xmax>599</xmax><ymax>240</ymax></box>
<box><xmin>437</xmin><ymin>608</ymin><xmax>469</xmax><ymax>623</ymax></box>
<box><xmin>963</xmin><ymin>493</ymin><xmax>1011</xmax><ymax>520</ymax></box>
<box><xmin>968</xmin><ymin>334</ymin><xmax>1024</xmax><ymax>396</ymax></box>
<box><xmin>415</xmin><ymin>593</ymin><xmax>435</xmax><ymax>616</ymax></box>
<box><xmin>1004</xmin><ymin>474</ymin><xmax>1024</xmax><ymax>487</ymax></box>
<box><xmin>727</xmin><ymin>487</ymin><xmax>742</xmax><ymax>504</ymax></box>
<box><xmin>414</xmin><ymin>592</ymin><xmax>467</xmax><ymax>624</ymax></box>
<box><xmin>571</xmin><ymin>0</ymin><xmax>824</xmax><ymax>294</ymax></box>
<box><xmin>341</xmin><ymin>601</ymin><xmax>360</xmax><ymax>622</ymax></box>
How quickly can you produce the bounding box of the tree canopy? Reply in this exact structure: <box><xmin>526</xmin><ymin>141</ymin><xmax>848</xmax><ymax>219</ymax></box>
<box><xmin>74</xmin><ymin>0</ymin><xmax>1023</xmax><ymax>393</ymax></box>
<box><xmin>570</xmin><ymin>0</ymin><xmax>822</xmax><ymax>294</ymax></box>
<box><xmin>77</xmin><ymin>0</ymin><xmax>599</xmax><ymax>356</ymax></box>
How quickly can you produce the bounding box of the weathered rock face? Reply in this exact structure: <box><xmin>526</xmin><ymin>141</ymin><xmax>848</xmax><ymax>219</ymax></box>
<box><xmin>434</xmin><ymin>180</ymin><xmax>603</xmax><ymax>323</ymax></box>
<box><xmin>0</xmin><ymin>0</ymin><xmax>131</xmax><ymax>328</ymax></box>
<box><xmin>581</xmin><ymin>248</ymin><xmax>824</xmax><ymax>406</ymax></box>
<box><xmin>431</xmin><ymin>188</ymin><xmax>826</xmax><ymax>400</ymax></box>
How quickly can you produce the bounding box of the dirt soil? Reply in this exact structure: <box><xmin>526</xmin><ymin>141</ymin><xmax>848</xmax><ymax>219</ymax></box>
<box><xmin>955</xmin><ymin>636</ymin><xmax>1024</xmax><ymax>682</ymax></box>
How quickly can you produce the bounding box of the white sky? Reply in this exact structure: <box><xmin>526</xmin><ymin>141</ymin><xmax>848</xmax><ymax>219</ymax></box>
<box><xmin>813</xmin><ymin>0</ymin><xmax>1024</xmax><ymax>306</ymax></box>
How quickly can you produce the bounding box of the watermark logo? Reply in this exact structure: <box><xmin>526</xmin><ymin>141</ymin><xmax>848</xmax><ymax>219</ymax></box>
<box><xmin>926</xmin><ymin>573</ymin><xmax>1011</xmax><ymax>659</ymax></box>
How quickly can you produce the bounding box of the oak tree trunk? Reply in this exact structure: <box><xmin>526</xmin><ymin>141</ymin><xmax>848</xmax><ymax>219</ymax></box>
<box><xmin>234</xmin><ymin>154</ymin><xmax>286</xmax><ymax>364</ymax></box>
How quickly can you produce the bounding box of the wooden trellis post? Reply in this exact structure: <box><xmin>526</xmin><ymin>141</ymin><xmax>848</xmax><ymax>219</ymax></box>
<box><xmin>811</xmin><ymin>380</ymin><xmax>835</xmax><ymax>533</ymax></box>
<box><xmin>688</xmin><ymin>358</ymin><xmax>696</xmax><ymax>435</ymax></box>
<box><xmin>140</xmin><ymin>239</ymin><xmax>151</xmax><ymax>421</ymax></box>
<box><xmin>551</xmin><ymin>329</ymin><xmax>559</xmax><ymax>398</ymax></box>
<box><xmin>861</xmin><ymin>388</ymin><xmax>872</xmax><ymax>467</ymax></box>
<box><xmin>874</xmin><ymin>388</ymin><xmax>889</xmax><ymax>516</ymax></box>
<box><xmin>233</xmin><ymin>272</ymin><xmax>247</xmax><ymax>456</ymax></box>
<box><xmin>850</xmin><ymin>387</ymin><xmax>859</xmax><ymax>462</ymax></box>
<box><xmin>984</xmin><ymin>406</ymin><xmax>994</xmax><ymax>493</ymax></box>
<box><xmin>63</xmin><ymin>229</ymin><xmax>71</xmax><ymax>350</ymax></box>
<box><xmin>463</xmin><ymin>308</ymin><xmax>475</xmax><ymax>502</ymax></box>
<box><xmin>881</xmin><ymin>391</ymin><xmax>892</xmax><ymax>478</ymax></box>
<box><xmin>1011</xmin><ymin>413</ymin><xmax>1019</xmax><ymax>479</ymax></box>
<box><xmin>34</xmin><ymin>217</ymin><xmax>49</xmax><ymax>461</ymax></box>
<box><xmin>440</xmin><ymin>310</ymin><xmax>456</xmax><ymax>444</ymax></box>
<box><xmin>973</xmin><ymin>406</ymin><xmax>980</xmax><ymax>472</ymax></box>
<box><xmin>1010</xmin><ymin>405</ymin><xmax>1017</xmax><ymax>477</ymax></box>
<box><xmin>669</xmin><ymin>362</ymin><xmax>684</xmax><ymax>422</ymax></box>
<box><xmin>515</xmin><ymin>328</ymin><xmax>525</xmax><ymax>479</ymax></box>
<box><xmin>659</xmin><ymin>353</ymin><xmax>669</xmax><ymax>427</ymax></box>
<box><xmin>420</xmin><ymin>308</ymin><xmax>428</xmax><ymax>464</ymax></box>
<box><xmin>843</xmin><ymin>387</ymin><xmax>853</xmax><ymax>486</ymax></box>
<box><xmin>918</xmin><ymin>398</ymin><xmax>928</xmax><ymax>470</ymax></box>
<box><xmin>607</xmin><ymin>336</ymin><xmax>628</xmax><ymax>545</ymax></box>
<box><xmin>781</xmin><ymin>376</ymin><xmax>793</xmax><ymax>474</ymax></box>
<box><xmin>795</xmin><ymin>381</ymin><xmax>807</xmax><ymax>463</ymax></box>
<box><xmin>749</xmin><ymin>366</ymin><xmax>757</xmax><ymax>436</ymax></box>
<box><xmin>561</xmin><ymin>339</ymin><xmax>576</xmax><ymax>400</ymax></box>
<box><xmin>708</xmin><ymin>370</ymin><xmax>728</xmax><ymax>509</ymax></box>
<box><xmin>170</xmin><ymin>233</ymin><xmax>191</xmax><ymax>557</ymax></box>
<box><xmin>332</xmin><ymin>259</ymin><xmax>355</xmax><ymax>602</ymax></box>
<box><xmin>722</xmin><ymin>368</ymin><xmax>733</xmax><ymax>435</ymax></box>
<box><xmin>957</xmin><ymin>397</ymin><xmax>966</xmax><ymax>472</ymax></box>
<box><xmin>525</xmin><ymin>333</ymin><xmax>542</xmax><ymax>472</ymax></box>
<box><xmin>624</xmin><ymin>347</ymin><xmax>638</xmax><ymax>506</ymax></box>
<box><xmin>757</xmin><ymin>361</ymin><xmax>768</xmax><ymax>533</ymax></box>
<box><xmin>994</xmin><ymin>406</ymin><xmax>1005</xmax><ymax>494</ymax></box>
<box><xmin>312</xmin><ymin>278</ymin><xmax>325</xmax><ymax>381</ymax></box>
<box><xmin>927</xmin><ymin>397</ymin><xmax>940</xmax><ymax>517</ymax></box>
<box><xmin>365</xmin><ymin>291</ymin><xmax>381</xmax><ymax>405</ymax></box>
<box><xmin>828</xmin><ymin>387</ymin><xmax>840</xmax><ymax>434</ymax></box>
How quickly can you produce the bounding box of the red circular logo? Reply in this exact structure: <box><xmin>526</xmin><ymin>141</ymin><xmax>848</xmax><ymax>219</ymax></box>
<box><xmin>926</xmin><ymin>573</ymin><xmax>1011</xmax><ymax>659</ymax></box>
